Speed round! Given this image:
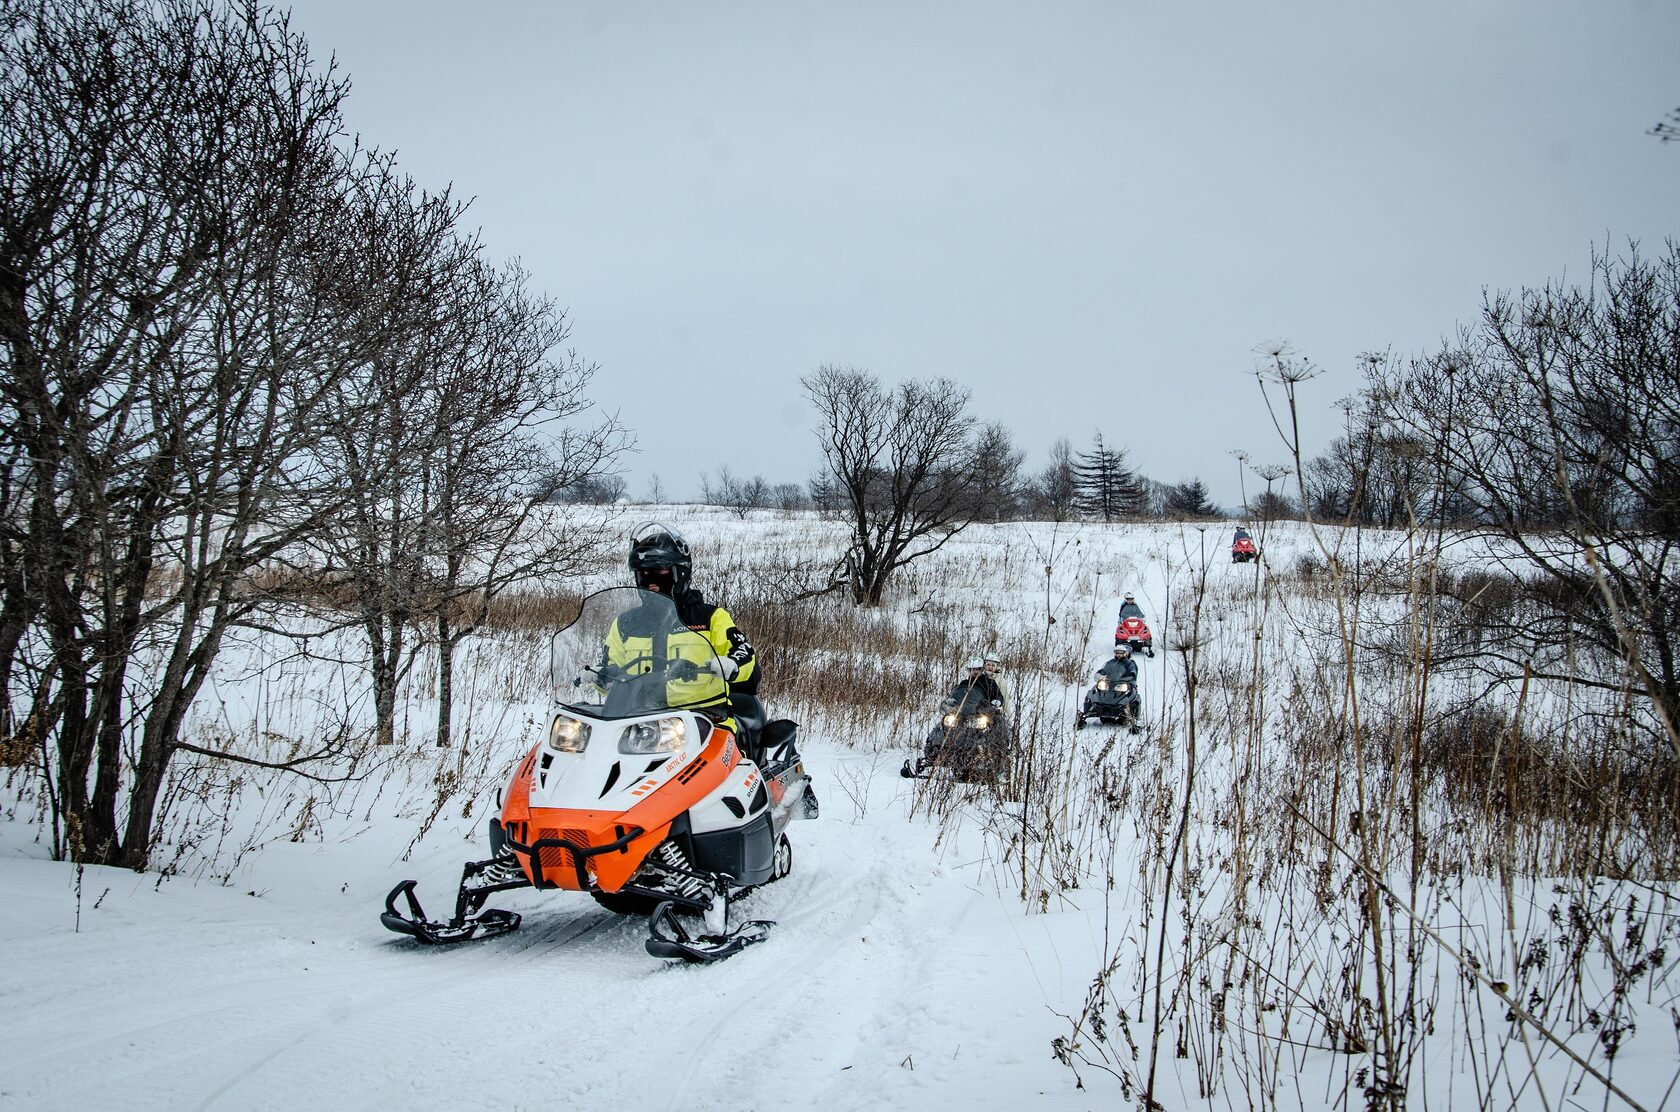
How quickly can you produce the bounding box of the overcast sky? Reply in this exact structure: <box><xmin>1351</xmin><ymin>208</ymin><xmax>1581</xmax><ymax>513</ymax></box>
<box><xmin>280</xmin><ymin>0</ymin><xmax>1677</xmax><ymax>509</ymax></box>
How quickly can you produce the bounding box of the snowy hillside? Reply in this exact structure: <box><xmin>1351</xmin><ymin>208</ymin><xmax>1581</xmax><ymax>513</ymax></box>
<box><xmin>3</xmin><ymin>509</ymin><xmax>1676</xmax><ymax>1111</ymax></box>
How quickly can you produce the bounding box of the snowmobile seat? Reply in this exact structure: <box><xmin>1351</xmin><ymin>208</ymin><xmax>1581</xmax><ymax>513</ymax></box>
<box><xmin>762</xmin><ymin>718</ymin><xmax>797</xmax><ymax>762</ymax></box>
<box><xmin>729</xmin><ymin>693</ymin><xmax>767</xmax><ymax>759</ymax></box>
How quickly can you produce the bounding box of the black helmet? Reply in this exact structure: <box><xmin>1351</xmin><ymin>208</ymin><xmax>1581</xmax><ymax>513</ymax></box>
<box><xmin>628</xmin><ymin>522</ymin><xmax>692</xmax><ymax>596</ymax></box>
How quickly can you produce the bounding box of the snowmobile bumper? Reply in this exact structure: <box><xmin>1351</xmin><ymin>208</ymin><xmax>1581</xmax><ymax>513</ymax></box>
<box><xmin>379</xmin><ymin>855</ymin><xmax>530</xmax><ymax>945</ymax></box>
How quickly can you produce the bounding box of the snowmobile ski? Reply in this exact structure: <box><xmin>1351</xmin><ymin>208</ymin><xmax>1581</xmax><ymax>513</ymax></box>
<box><xmin>380</xmin><ymin>856</ymin><xmax>530</xmax><ymax>945</ymax></box>
<box><xmin>645</xmin><ymin>899</ymin><xmax>774</xmax><ymax>964</ymax></box>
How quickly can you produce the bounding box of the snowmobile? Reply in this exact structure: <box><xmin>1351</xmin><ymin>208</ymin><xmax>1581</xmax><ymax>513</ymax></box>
<box><xmin>1114</xmin><ymin>599</ymin><xmax>1155</xmax><ymax>658</ymax></box>
<box><xmin>380</xmin><ymin>587</ymin><xmax>818</xmax><ymax>964</ymax></box>
<box><xmin>1231</xmin><ymin>527</ymin><xmax>1258</xmax><ymax>564</ymax></box>
<box><xmin>900</xmin><ymin>683</ymin><xmax>1013</xmax><ymax>782</ymax></box>
<box><xmin>1075</xmin><ymin>661</ymin><xmax>1142</xmax><ymax>734</ymax></box>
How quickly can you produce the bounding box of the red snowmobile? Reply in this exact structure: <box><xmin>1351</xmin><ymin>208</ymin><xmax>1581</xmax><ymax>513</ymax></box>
<box><xmin>379</xmin><ymin>587</ymin><xmax>818</xmax><ymax>964</ymax></box>
<box><xmin>1114</xmin><ymin>595</ymin><xmax>1154</xmax><ymax>658</ymax></box>
<box><xmin>1231</xmin><ymin>526</ymin><xmax>1258</xmax><ymax>563</ymax></box>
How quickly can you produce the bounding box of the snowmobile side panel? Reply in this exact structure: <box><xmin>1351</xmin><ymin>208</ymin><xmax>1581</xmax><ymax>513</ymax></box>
<box><xmin>690</xmin><ymin>809</ymin><xmax>776</xmax><ymax>887</ymax></box>
<box><xmin>688</xmin><ymin>758</ymin><xmax>768</xmax><ymax>835</ymax></box>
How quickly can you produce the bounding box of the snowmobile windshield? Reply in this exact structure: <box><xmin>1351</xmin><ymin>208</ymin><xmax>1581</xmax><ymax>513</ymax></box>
<box><xmin>550</xmin><ymin>587</ymin><xmax>728</xmax><ymax>718</ymax></box>
<box><xmin>945</xmin><ymin>684</ymin><xmax>997</xmax><ymax>713</ymax></box>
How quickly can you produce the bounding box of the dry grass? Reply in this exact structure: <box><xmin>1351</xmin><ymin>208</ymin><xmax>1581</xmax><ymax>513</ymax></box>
<box><xmin>110</xmin><ymin>513</ymin><xmax>1680</xmax><ymax>1109</ymax></box>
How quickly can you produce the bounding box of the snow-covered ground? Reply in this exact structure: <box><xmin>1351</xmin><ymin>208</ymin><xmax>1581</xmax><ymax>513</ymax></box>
<box><xmin>4</xmin><ymin>509</ymin><xmax>1676</xmax><ymax>1111</ymax></box>
<box><xmin>0</xmin><ymin>738</ymin><xmax>1106</xmax><ymax>1111</ymax></box>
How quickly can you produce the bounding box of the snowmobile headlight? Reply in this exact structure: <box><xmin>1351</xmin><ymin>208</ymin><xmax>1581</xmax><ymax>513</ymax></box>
<box><xmin>942</xmin><ymin>712</ymin><xmax>959</xmax><ymax>728</ymax></box>
<box><xmin>549</xmin><ymin>713</ymin><xmax>591</xmax><ymax>753</ymax></box>
<box><xmin>1117</xmin><ymin>683</ymin><xmax>1131</xmax><ymax>694</ymax></box>
<box><xmin>1096</xmin><ymin>678</ymin><xmax>1109</xmax><ymax>691</ymax></box>
<box><xmin>619</xmin><ymin>714</ymin><xmax>688</xmax><ymax>755</ymax></box>
<box><xmin>970</xmin><ymin>714</ymin><xmax>992</xmax><ymax>731</ymax></box>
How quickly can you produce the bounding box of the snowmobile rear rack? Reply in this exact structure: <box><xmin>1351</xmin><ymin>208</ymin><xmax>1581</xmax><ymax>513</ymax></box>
<box><xmin>379</xmin><ymin>855</ymin><xmax>530</xmax><ymax>945</ymax></box>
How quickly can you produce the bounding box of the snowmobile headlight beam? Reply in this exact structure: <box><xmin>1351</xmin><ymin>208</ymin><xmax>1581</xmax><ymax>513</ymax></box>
<box><xmin>1096</xmin><ymin>678</ymin><xmax>1109</xmax><ymax>691</ymax></box>
<box><xmin>549</xmin><ymin>713</ymin><xmax>591</xmax><ymax>753</ymax></box>
<box><xmin>969</xmin><ymin>714</ymin><xmax>992</xmax><ymax>731</ymax></box>
<box><xmin>619</xmin><ymin>714</ymin><xmax>689</xmax><ymax>755</ymax></box>
<box><xmin>1117</xmin><ymin>683</ymin><xmax>1130</xmax><ymax>695</ymax></box>
<box><xmin>941</xmin><ymin>711</ymin><xmax>959</xmax><ymax>728</ymax></box>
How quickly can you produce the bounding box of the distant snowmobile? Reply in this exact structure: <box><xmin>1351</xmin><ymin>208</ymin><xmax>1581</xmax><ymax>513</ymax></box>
<box><xmin>1231</xmin><ymin>527</ymin><xmax>1258</xmax><ymax>564</ymax></box>
<box><xmin>901</xmin><ymin>683</ymin><xmax>1013</xmax><ymax>783</ymax></box>
<box><xmin>1114</xmin><ymin>592</ymin><xmax>1155</xmax><ymax>658</ymax></box>
<box><xmin>380</xmin><ymin>587</ymin><xmax>818</xmax><ymax>964</ymax></box>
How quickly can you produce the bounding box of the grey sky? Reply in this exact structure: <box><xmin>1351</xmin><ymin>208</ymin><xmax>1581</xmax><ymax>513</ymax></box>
<box><xmin>281</xmin><ymin>0</ymin><xmax>1677</xmax><ymax>509</ymax></box>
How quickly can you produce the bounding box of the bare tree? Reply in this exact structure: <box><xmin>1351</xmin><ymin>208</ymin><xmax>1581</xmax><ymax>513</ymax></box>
<box><xmin>1249</xmin><ymin>463</ymin><xmax>1298</xmax><ymax>523</ymax></box>
<box><xmin>1024</xmin><ymin>436</ymin><xmax>1080</xmax><ymax>522</ymax></box>
<box><xmin>1299</xmin><ymin>367</ymin><xmax>1441</xmax><ymax>527</ymax></box>
<box><xmin>306</xmin><ymin>181</ymin><xmax>475</xmax><ymax>749</ymax></box>
<box><xmin>418</xmin><ymin>258</ymin><xmax>623</xmax><ymax>749</ymax></box>
<box><xmin>802</xmin><ymin>365</ymin><xmax>979</xmax><ymax>605</ymax></box>
<box><xmin>1376</xmin><ymin>242</ymin><xmax>1680</xmax><ymax>751</ymax></box>
<box><xmin>552</xmin><ymin>473</ymin><xmax>627</xmax><ymax>504</ymax></box>
<box><xmin>770</xmin><ymin>482</ymin><xmax>811</xmax><ymax>512</ymax></box>
<box><xmin>701</xmin><ymin>464</ymin><xmax>771</xmax><ymax>519</ymax></box>
<box><xmin>314</xmin><ymin>246</ymin><xmax>626</xmax><ymax>749</ymax></box>
<box><xmin>967</xmin><ymin>421</ymin><xmax>1026</xmax><ymax>522</ymax></box>
<box><xmin>0</xmin><ymin>0</ymin><xmax>420</xmax><ymax>866</ymax></box>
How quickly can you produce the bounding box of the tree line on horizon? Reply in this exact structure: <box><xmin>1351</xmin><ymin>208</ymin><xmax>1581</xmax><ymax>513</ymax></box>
<box><xmin>560</xmin><ymin>429</ymin><xmax>1231</xmax><ymax>525</ymax></box>
<box><xmin>570</xmin><ymin>245</ymin><xmax>1680</xmax><ymax>748</ymax></box>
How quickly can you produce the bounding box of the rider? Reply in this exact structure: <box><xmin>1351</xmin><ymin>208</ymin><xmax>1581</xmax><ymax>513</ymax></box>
<box><xmin>982</xmin><ymin>652</ymin><xmax>1008</xmax><ymax>713</ymax></box>
<box><xmin>1099</xmin><ymin>643</ymin><xmax>1139</xmax><ymax>688</ymax></box>
<box><xmin>602</xmin><ymin>523</ymin><xmax>758</xmax><ymax>722</ymax></box>
<box><xmin>629</xmin><ymin>523</ymin><xmax>757</xmax><ymax>690</ymax></box>
<box><xmin>954</xmin><ymin>656</ymin><xmax>1005</xmax><ymax>706</ymax></box>
<box><xmin>1117</xmin><ymin>591</ymin><xmax>1145</xmax><ymax>622</ymax></box>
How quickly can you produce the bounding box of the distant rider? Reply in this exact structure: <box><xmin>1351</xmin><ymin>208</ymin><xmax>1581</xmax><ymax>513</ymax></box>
<box><xmin>1099</xmin><ymin>644</ymin><xmax>1139</xmax><ymax>688</ymax></box>
<box><xmin>954</xmin><ymin>656</ymin><xmax>1005</xmax><ymax>706</ymax></box>
<box><xmin>983</xmin><ymin>652</ymin><xmax>1009</xmax><ymax>714</ymax></box>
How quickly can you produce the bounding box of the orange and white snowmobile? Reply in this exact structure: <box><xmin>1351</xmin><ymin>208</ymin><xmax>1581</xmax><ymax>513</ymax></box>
<box><xmin>380</xmin><ymin>587</ymin><xmax>818</xmax><ymax>963</ymax></box>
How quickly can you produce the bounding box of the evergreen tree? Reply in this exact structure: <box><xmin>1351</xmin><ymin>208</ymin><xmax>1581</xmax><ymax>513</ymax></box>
<box><xmin>1074</xmin><ymin>432</ymin><xmax>1141</xmax><ymax>521</ymax></box>
<box><xmin>1165</xmin><ymin>477</ymin><xmax>1217</xmax><ymax>518</ymax></box>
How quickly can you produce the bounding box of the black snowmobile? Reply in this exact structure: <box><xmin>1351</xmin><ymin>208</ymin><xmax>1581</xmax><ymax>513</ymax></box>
<box><xmin>901</xmin><ymin>684</ymin><xmax>1013</xmax><ymax>782</ymax></box>
<box><xmin>1075</xmin><ymin>656</ymin><xmax>1142</xmax><ymax>734</ymax></box>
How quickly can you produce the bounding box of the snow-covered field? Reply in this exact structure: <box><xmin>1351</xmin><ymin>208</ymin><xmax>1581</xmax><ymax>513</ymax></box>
<box><xmin>3</xmin><ymin>509</ymin><xmax>1676</xmax><ymax>1111</ymax></box>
